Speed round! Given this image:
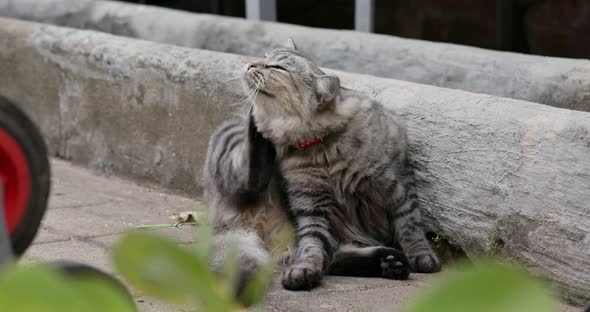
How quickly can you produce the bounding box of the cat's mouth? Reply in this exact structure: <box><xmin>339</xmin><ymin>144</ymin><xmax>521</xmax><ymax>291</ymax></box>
<box><xmin>243</xmin><ymin>69</ymin><xmax>274</xmax><ymax>97</ymax></box>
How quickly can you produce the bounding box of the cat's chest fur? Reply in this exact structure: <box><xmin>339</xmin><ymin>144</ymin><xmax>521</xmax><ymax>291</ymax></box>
<box><xmin>280</xmin><ymin>107</ymin><xmax>400</xmax><ymax>196</ymax></box>
<box><xmin>270</xmin><ymin>97</ymin><xmax>406</xmax><ymax>243</ymax></box>
<box><xmin>279</xmin><ymin>129</ymin><xmax>397</xmax><ymax>240</ymax></box>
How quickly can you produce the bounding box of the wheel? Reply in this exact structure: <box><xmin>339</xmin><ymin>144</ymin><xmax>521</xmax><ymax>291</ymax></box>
<box><xmin>0</xmin><ymin>95</ymin><xmax>50</xmax><ymax>256</ymax></box>
<box><xmin>50</xmin><ymin>261</ymin><xmax>137</xmax><ymax>309</ymax></box>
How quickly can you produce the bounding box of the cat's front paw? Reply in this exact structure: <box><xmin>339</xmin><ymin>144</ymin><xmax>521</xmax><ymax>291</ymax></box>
<box><xmin>281</xmin><ymin>262</ymin><xmax>323</xmax><ymax>290</ymax></box>
<box><xmin>410</xmin><ymin>253</ymin><xmax>441</xmax><ymax>273</ymax></box>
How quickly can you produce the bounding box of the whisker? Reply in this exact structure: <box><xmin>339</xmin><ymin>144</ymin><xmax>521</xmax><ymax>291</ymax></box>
<box><xmin>204</xmin><ymin>69</ymin><xmax>241</xmax><ymax>74</ymax></box>
<box><xmin>207</xmin><ymin>76</ymin><xmax>241</xmax><ymax>100</ymax></box>
<box><xmin>228</xmin><ymin>95</ymin><xmax>251</xmax><ymax>109</ymax></box>
<box><xmin>204</xmin><ymin>76</ymin><xmax>242</xmax><ymax>114</ymax></box>
<box><xmin>241</xmin><ymin>88</ymin><xmax>259</xmax><ymax>116</ymax></box>
<box><xmin>228</xmin><ymin>87</ymin><xmax>257</xmax><ymax>110</ymax></box>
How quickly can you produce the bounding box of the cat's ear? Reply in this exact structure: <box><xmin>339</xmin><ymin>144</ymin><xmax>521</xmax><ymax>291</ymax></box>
<box><xmin>316</xmin><ymin>75</ymin><xmax>340</xmax><ymax>103</ymax></box>
<box><xmin>285</xmin><ymin>37</ymin><xmax>297</xmax><ymax>50</ymax></box>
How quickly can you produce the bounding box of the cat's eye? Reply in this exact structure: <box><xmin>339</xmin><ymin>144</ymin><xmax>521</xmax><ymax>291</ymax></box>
<box><xmin>267</xmin><ymin>65</ymin><xmax>287</xmax><ymax>71</ymax></box>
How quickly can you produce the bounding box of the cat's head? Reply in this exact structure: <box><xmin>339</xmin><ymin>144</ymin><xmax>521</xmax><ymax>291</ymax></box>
<box><xmin>242</xmin><ymin>38</ymin><xmax>341</xmax><ymax>144</ymax></box>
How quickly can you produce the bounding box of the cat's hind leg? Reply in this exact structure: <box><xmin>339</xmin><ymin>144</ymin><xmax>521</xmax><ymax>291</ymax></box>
<box><xmin>328</xmin><ymin>244</ymin><xmax>411</xmax><ymax>280</ymax></box>
<box><xmin>205</xmin><ymin>114</ymin><xmax>276</xmax><ymax>198</ymax></box>
<box><xmin>210</xmin><ymin>226</ymin><xmax>271</xmax><ymax>296</ymax></box>
<box><xmin>204</xmin><ymin>114</ymin><xmax>277</xmax><ymax>301</ymax></box>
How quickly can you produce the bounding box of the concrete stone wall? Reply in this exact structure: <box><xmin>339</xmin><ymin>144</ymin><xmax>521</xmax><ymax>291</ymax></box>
<box><xmin>1</xmin><ymin>0</ymin><xmax>589</xmax><ymax>111</ymax></box>
<box><xmin>0</xmin><ymin>18</ymin><xmax>589</xmax><ymax>304</ymax></box>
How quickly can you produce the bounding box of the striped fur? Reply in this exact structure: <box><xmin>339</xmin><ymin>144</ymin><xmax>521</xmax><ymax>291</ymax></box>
<box><xmin>204</xmin><ymin>39</ymin><xmax>440</xmax><ymax>294</ymax></box>
<box><xmin>204</xmin><ymin>114</ymin><xmax>291</xmax><ymax>299</ymax></box>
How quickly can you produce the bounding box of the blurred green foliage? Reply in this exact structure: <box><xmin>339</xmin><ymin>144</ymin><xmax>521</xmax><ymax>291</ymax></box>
<box><xmin>0</xmin><ymin>264</ymin><xmax>135</xmax><ymax>312</ymax></box>
<box><xmin>0</xmin><ymin>228</ymin><xmax>560</xmax><ymax>312</ymax></box>
<box><xmin>113</xmin><ymin>228</ymin><xmax>273</xmax><ymax>311</ymax></box>
<box><xmin>404</xmin><ymin>259</ymin><xmax>558</xmax><ymax>312</ymax></box>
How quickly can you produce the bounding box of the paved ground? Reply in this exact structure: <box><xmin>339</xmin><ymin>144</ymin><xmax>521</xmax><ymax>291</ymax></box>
<box><xmin>21</xmin><ymin>160</ymin><xmax>582</xmax><ymax>312</ymax></box>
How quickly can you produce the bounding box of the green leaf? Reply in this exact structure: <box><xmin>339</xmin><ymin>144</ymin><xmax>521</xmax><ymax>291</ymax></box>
<box><xmin>0</xmin><ymin>265</ymin><xmax>82</xmax><ymax>312</ymax></box>
<box><xmin>404</xmin><ymin>259</ymin><xmax>558</xmax><ymax>312</ymax></box>
<box><xmin>113</xmin><ymin>231</ymin><xmax>234</xmax><ymax>311</ymax></box>
<box><xmin>0</xmin><ymin>264</ymin><xmax>134</xmax><ymax>312</ymax></box>
<box><xmin>194</xmin><ymin>221</ymin><xmax>212</xmax><ymax>259</ymax></box>
<box><xmin>67</xmin><ymin>275</ymin><xmax>137</xmax><ymax>312</ymax></box>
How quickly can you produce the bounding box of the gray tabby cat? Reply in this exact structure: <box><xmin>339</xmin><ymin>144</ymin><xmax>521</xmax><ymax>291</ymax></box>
<box><xmin>204</xmin><ymin>39</ymin><xmax>440</xmax><ymax>295</ymax></box>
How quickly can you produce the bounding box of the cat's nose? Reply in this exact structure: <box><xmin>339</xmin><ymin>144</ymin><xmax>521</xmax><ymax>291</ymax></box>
<box><xmin>247</xmin><ymin>63</ymin><xmax>257</xmax><ymax>71</ymax></box>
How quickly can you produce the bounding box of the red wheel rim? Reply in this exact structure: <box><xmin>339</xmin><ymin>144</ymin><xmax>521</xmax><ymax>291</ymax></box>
<box><xmin>0</xmin><ymin>128</ymin><xmax>31</xmax><ymax>235</ymax></box>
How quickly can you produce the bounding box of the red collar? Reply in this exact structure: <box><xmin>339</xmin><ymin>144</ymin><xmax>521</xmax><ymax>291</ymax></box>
<box><xmin>297</xmin><ymin>136</ymin><xmax>324</xmax><ymax>149</ymax></box>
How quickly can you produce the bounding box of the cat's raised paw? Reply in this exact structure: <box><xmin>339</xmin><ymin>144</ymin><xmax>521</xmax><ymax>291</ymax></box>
<box><xmin>381</xmin><ymin>254</ymin><xmax>411</xmax><ymax>280</ymax></box>
<box><xmin>281</xmin><ymin>263</ymin><xmax>323</xmax><ymax>290</ymax></box>
<box><xmin>410</xmin><ymin>253</ymin><xmax>441</xmax><ymax>273</ymax></box>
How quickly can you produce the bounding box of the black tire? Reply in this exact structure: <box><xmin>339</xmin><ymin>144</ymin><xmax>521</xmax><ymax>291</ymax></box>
<box><xmin>49</xmin><ymin>261</ymin><xmax>137</xmax><ymax>310</ymax></box>
<box><xmin>0</xmin><ymin>95</ymin><xmax>50</xmax><ymax>256</ymax></box>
